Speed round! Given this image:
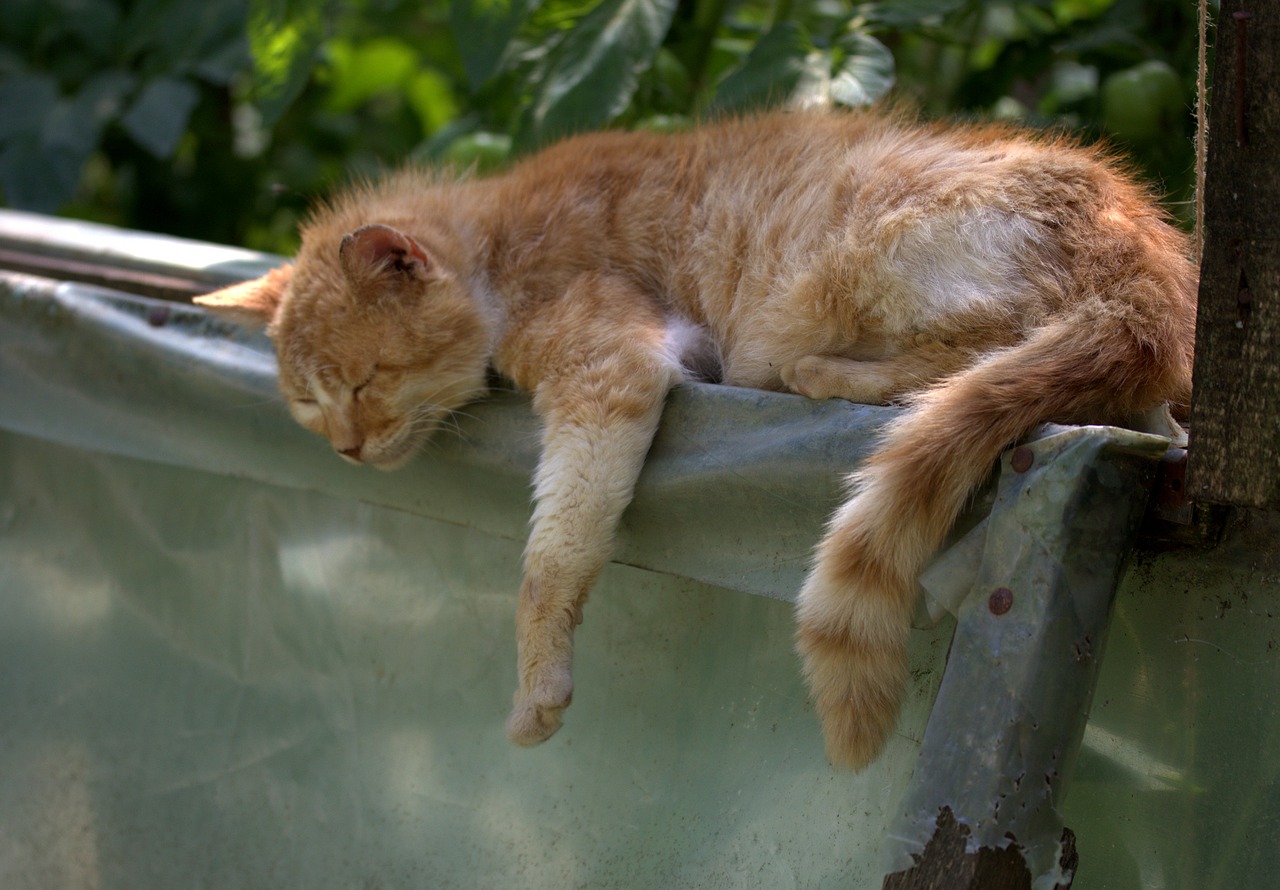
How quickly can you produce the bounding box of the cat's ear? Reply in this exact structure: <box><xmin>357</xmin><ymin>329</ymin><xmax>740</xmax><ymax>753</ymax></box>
<box><xmin>339</xmin><ymin>224</ymin><xmax>435</xmax><ymax>287</ymax></box>
<box><xmin>194</xmin><ymin>264</ymin><xmax>292</xmax><ymax>326</ymax></box>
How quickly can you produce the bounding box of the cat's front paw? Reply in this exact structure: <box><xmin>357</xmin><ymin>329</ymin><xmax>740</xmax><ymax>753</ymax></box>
<box><xmin>505</xmin><ymin>666</ymin><xmax>574</xmax><ymax>747</ymax></box>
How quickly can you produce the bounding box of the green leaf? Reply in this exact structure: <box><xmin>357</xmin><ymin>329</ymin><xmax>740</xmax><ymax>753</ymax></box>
<box><xmin>248</xmin><ymin>0</ymin><xmax>329</xmax><ymax>125</ymax></box>
<box><xmin>57</xmin><ymin>0</ymin><xmax>122</xmax><ymax>60</ymax></box>
<box><xmin>518</xmin><ymin>0</ymin><xmax>680</xmax><ymax>148</ymax></box>
<box><xmin>120</xmin><ymin>77</ymin><xmax>200</xmax><ymax>158</ymax></box>
<box><xmin>0</xmin><ymin>135</ymin><xmax>85</xmax><ymax>212</ymax></box>
<box><xmin>830</xmin><ymin>32</ymin><xmax>895</xmax><ymax>107</ymax></box>
<box><xmin>709</xmin><ymin>22</ymin><xmax>814</xmax><ymax>115</ymax></box>
<box><xmin>0</xmin><ymin>72</ymin><xmax>58</xmax><ymax>142</ymax></box>
<box><xmin>0</xmin><ymin>70</ymin><xmax>136</xmax><ymax>211</ymax></box>
<box><xmin>0</xmin><ymin>84</ymin><xmax>102</xmax><ymax>211</ymax></box>
<box><xmin>406</xmin><ymin>69</ymin><xmax>461</xmax><ymax>137</ymax></box>
<box><xmin>853</xmin><ymin>0</ymin><xmax>966</xmax><ymax>29</ymax></box>
<box><xmin>121</xmin><ymin>0</ymin><xmax>250</xmax><ymax>77</ymax></box>
<box><xmin>74</xmin><ymin>70</ymin><xmax>138</xmax><ymax>128</ymax></box>
<box><xmin>194</xmin><ymin>36</ymin><xmax>254</xmax><ymax>87</ymax></box>
<box><xmin>44</xmin><ymin>98</ymin><xmax>103</xmax><ymax>159</ymax></box>
<box><xmin>451</xmin><ymin>0</ymin><xmax>538</xmax><ymax>91</ymax></box>
<box><xmin>417</xmin><ymin>115</ymin><xmax>483</xmax><ymax>164</ymax></box>
<box><xmin>440</xmin><ymin>130</ymin><xmax>514</xmax><ymax>173</ymax></box>
<box><xmin>326</xmin><ymin>38</ymin><xmax>419</xmax><ymax>113</ymax></box>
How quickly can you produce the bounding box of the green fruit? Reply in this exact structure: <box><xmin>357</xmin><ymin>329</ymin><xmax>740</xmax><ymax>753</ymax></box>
<box><xmin>1101</xmin><ymin>61</ymin><xmax>1184</xmax><ymax>144</ymax></box>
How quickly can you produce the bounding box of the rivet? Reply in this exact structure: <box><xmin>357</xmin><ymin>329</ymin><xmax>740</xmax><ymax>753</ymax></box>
<box><xmin>989</xmin><ymin>587</ymin><xmax>1014</xmax><ymax>616</ymax></box>
<box><xmin>1011</xmin><ymin>447</ymin><xmax>1034</xmax><ymax>473</ymax></box>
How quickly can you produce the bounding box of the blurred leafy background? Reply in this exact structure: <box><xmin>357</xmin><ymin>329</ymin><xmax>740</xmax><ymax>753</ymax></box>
<box><xmin>0</xmin><ymin>0</ymin><xmax>1208</xmax><ymax>254</ymax></box>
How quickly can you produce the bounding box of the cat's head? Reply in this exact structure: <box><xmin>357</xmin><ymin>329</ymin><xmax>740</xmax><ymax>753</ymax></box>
<box><xmin>197</xmin><ymin>223</ymin><xmax>492</xmax><ymax>469</ymax></box>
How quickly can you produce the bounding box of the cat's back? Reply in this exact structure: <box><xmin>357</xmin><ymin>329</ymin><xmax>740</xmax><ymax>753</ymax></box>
<box><xmin>498</xmin><ymin>111</ymin><xmax>905</xmax><ymax>210</ymax></box>
<box><xmin>478</xmin><ymin>111</ymin><xmax>1189</xmax><ymax>347</ymax></box>
<box><xmin>488</xmin><ymin>110</ymin><xmax>1124</xmax><ymax>252</ymax></box>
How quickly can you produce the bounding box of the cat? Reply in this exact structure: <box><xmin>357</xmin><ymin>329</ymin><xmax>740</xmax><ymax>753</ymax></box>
<box><xmin>196</xmin><ymin>109</ymin><xmax>1197</xmax><ymax>769</ymax></box>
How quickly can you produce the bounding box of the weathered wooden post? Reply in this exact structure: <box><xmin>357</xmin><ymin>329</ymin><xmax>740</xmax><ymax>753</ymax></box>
<box><xmin>1190</xmin><ymin>0</ymin><xmax>1280</xmax><ymax>508</ymax></box>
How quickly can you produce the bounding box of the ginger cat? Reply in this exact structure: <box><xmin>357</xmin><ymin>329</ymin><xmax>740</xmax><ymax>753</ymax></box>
<box><xmin>197</xmin><ymin>110</ymin><xmax>1196</xmax><ymax>769</ymax></box>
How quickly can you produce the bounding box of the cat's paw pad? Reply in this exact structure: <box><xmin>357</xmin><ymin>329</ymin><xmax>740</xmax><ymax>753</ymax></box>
<box><xmin>505</xmin><ymin>669</ymin><xmax>573</xmax><ymax>747</ymax></box>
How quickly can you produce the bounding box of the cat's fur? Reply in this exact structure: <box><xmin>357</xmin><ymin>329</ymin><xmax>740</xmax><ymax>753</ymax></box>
<box><xmin>197</xmin><ymin>110</ymin><xmax>1196</xmax><ymax>769</ymax></box>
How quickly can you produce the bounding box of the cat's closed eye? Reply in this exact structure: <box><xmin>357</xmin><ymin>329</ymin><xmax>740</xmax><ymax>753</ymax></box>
<box><xmin>351</xmin><ymin>368</ymin><xmax>378</xmax><ymax>398</ymax></box>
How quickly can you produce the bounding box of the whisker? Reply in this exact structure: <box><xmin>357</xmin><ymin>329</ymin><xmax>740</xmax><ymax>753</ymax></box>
<box><xmin>444</xmin><ymin>408</ymin><xmax>481</xmax><ymax>425</ymax></box>
<box><xmin>437</xmin><ymin>419</ymin><xmax>470</xmax><ymax>442</ymax></box>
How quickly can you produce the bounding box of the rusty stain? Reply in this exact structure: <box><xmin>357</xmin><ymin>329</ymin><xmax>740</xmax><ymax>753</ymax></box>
<box><xmin>989</xmin><ymin>587</ymin><xmax>1014</xmax><ymax>616</ymax></box>
<box><xmin>881</xmin><ymin>806</ymin><xmax>1047</xmax><ymax>889</ymax></box>
<box><xmin>1011</xmin><ymin>447</ymin><xmax>1034</xmax><ymax>473</ymax></box>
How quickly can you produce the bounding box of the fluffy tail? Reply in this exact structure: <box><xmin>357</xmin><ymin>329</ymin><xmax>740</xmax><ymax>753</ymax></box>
<box><xmin>796</xmin><ymin>297</ymin><xmax>1193</xmax><ymax>768</ymax></box>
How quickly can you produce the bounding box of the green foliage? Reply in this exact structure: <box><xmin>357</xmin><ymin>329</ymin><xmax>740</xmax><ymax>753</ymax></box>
<box><xmin>451</xmin><ymin>0</ymin><xmax>539</xmax><ymax>90</ymax></box>
<box><xmin>710</xmin><ymin>22</ymin><xmax>823</xmax><ymax>114</ymax></box>
<box><xmin>517</xmin><ymin>0</ymin><xmax>682</xmax><ymax>147</ymax></box>
<box><xmin>0</xmin><ymin>0</ymin><xmax>1206</xmax><ymax>252</ymax></box>
<box><xmin>248</xmin><ymin>0</ymin><xmax>332</xmax><ymax>125</ymax></box>
<box><xmin>0</xmin><ymin>0</ymin><xmax>249</xmax><ymax>214</ymax></box>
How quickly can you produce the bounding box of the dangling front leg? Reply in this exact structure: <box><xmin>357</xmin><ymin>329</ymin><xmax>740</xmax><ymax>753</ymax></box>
<box><xmin>506</xmin><ymin>404</ymin><xmax>664</xmax><ymax>744</ymax></box>
<box><xmin>502</xmin><ymin>275</ymin><xmax>685</xmax><ymax>745</ymax></box>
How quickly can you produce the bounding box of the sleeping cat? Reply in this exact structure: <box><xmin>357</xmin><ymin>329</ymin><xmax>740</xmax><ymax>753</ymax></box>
<box><xmin>197</xmin><ymin>110</ymin><xmax>1196</xmax><ymax>769</ymax></box>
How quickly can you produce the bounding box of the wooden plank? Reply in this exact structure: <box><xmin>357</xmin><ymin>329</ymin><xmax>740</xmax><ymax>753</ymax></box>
<box><xmin>1189</xmin><ymin>0</ymin><xmax>1280</xmax><ymax>507</ymax></box>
